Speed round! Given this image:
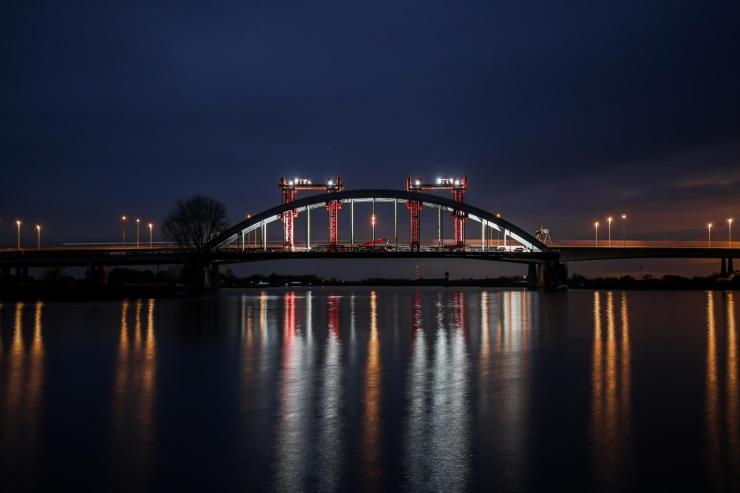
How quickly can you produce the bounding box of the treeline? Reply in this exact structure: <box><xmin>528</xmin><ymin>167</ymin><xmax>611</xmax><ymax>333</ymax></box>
<box><xmin>568</xmin><ymin>273</ymin><xmax>739</xmax><ymax>289</ymax></box>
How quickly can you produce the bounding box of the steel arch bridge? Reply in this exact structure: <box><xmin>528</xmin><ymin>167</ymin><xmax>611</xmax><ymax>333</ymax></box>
<box><xmin>208</xmin><ymin>189</ymin><xmax>548</xmax><ymax>255</ymax></box>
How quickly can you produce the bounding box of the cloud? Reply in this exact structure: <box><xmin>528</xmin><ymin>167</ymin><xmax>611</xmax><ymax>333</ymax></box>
<box><xmin>673</xmin><ymin>173</ymin><xmax>740</xmax><ymax>190</ymax></box>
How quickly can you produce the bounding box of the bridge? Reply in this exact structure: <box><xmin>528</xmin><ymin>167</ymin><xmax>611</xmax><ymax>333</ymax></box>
<box><xmin>1</xmin><ymin>180</ymin><xmax>738</xmax><ymax>288</ymax></box>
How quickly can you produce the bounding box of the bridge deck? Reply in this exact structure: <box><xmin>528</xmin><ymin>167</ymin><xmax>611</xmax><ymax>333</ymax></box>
<box><xmin>0</xmin><ymin>242</ymin><xmax>737</xmax><ymax>268</ymax></box>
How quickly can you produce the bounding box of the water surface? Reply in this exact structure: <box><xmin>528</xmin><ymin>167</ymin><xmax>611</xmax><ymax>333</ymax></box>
<box><xmin>0</xmin><ymin>288</ymin><xmax>738</xmax><ymax>491</ymax></box>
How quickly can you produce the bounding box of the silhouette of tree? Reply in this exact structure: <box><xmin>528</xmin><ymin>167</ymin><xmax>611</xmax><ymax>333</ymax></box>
<box><xmin>162</xmin><ymin>195</ymin><xmax>227</xmax><ymax>253</ymax></box>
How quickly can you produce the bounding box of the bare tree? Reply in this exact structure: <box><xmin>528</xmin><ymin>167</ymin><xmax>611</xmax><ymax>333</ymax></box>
<box><xmin>162</xmin><ymin>195</ymin><xmax>227</xmax><ymax>252</ymax></box>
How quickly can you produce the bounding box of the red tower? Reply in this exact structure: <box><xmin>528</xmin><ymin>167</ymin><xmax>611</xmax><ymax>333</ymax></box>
<box><xmin>279</xmin><ymin>177</ymin><xmax>343</xmax><ymax>250</ymax></box>
<box><xmin>405</xmin><ymin>177</ymin><xmax>423</xmax><ymax>251</ymax></box>
<box><xmin>325</xmin><ymin>177</ymin><xmax>343</xmax><ymax>250</ymax></box>
<box><xmin>406</xmin><ymin>176</ymin><xmax>468</xmax><ymax>249</ymax></box>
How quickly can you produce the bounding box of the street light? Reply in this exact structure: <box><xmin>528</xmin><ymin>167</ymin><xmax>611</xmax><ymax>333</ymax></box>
<box><xmin>121</xmin><ymin>215</ymin><xmax>127</xmax><ymax>245</ymax></box>
<box><xmin>246</xmin><ymin>214</ymin><xmax>252</xmax><ymax>246</ymax></box>
<box><xmin>148</xmin><ymin>222</ymin><xmax>153</xmax><ymax>247</ymax></box>
<box><xmin>36</xmin><ymin>224</ymin><xmax>41</xmax><ymax>250</ymax></box>
<box><xmin>136</xmin><ymin>218</ymin><xmax>141</xmax><ymax>248</ymax></box>
<box><xmin>371</xmin><ymin>214</ymin><xmax>376</xmax><ymax>241</ymax></box>
<box><xmin>729</xmin><ymin>218</ymin><xmax>734</xmax><ymax>248</ymax></box>
<box><xmin>607</xmin><ymin>216</ymin><xmax>613</xmax><ymax>247</ymax></box>
<box><xmin>708</xmin><ymin>223</ymin><xmax>712</xmax><ymax>247</ymax></box>
<box><xmin>16</xmin><ymin>220</ymin><xmax>21</xmax><ymax>250</ymax></box>
<box><xmin>621</xmin><ymin>214</ymin><xmax>627</xmax><ymax>247</ymax></box>
<box><xmin>594</xmin><ymin>221</ymin><xmax>599</xmax><ymax>247</ymax></box>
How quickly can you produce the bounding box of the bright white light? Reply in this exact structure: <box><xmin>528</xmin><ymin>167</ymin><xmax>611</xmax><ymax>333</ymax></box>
<box><xmin>328</xmin><ymin>179</ymin><xmax>334</xmax><ymax>186</ymax></box>
<box><xmin>436</xmin><ymin>178</ymin><xmax>441</xmax><ymax>185</ymax></box>
<box><xmin>414</xmin><ymin>179</ymin><xmax>420</xmax><ymax>186</ymax></box>
<box><xmin>288</xmin><ymin>180</ymin><xmax>294</xmax><ymax>186</ymax></box>
<box><xmin>454</xmin><ymin>179</ymin><xmax>460</xmax><ymax>185</ymax></box>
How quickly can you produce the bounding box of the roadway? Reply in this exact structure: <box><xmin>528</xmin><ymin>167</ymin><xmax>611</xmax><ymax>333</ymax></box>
<box><xmin>0</xmin><ymin>241</ymin><xmax>738</xmax><ymax>268</ymax></box>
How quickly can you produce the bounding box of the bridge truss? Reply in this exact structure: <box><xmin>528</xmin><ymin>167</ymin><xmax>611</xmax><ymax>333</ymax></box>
<box><xmin>209</xmin><ymin>189</ymin><xmax>547</xmax><ymax>254</ymax></box>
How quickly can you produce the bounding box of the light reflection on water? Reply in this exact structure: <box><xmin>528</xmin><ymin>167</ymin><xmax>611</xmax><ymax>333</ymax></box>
<box><xmin>0</xmin><ymin>288</ymin><xmax>739</xmax><ymax>491</ymax></box>
<box><xmin>0</xmin><ymin>301</ymin><xmax>44</xmax><ymax>488</ymax></box>
<box><xmin>110</xmin><ymin>299</ymin><xmax>158</xmax><ymax>484</ymax></box>
<box><xmin>362</xmin><ymin>290</ymin><xmax>381</xmax><ymax>490</ymax></box>
<box><xmin>591</xmin><ymin>291</ymin><xmax>632</xmax><ymax>489</ymax></box>
<box><xmin>706</xmin><ymin>291</ymin><xmax>739</xmax><ymax>490</ymax></box>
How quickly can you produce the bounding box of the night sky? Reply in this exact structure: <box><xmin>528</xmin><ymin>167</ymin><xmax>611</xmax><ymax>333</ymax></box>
<box><xmin>2</xmin><ymin>1</ymin><xmax>739</xmax><ymax>278</ymax></box>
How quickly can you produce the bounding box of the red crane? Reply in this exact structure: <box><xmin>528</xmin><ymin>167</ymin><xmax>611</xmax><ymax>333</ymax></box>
<box><xmin>405</xmin><ymin>176</ymin><xmax>468</xmax><ymax>250</ymax></box>
<box><xmin>279</xmin><ymin>177</ymin><xmax>344</xmax><ymax>250</ymax></box>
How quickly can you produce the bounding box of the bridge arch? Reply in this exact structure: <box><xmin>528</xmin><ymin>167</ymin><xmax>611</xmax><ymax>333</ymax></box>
<box><xmin>208</xmin><ymin>189</ymin><xmax>548</xmax><ymax>252</ymax></box>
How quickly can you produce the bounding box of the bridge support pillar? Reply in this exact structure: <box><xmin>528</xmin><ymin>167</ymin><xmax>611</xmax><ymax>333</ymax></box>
<box><xmin>85</xmin><ymin>264</ymin><xmax>108</xmax><ymax>286</ymax></box>
<box><xmin>529</xmin><ymin>261</ymin><xmax>568</xmax><ymax>290</ymax></box>
<box><xmin>729</xmin><ymin>257</ymin><xmax>735</xmax><ymax>273</ymax></box>
<box><xmin>183</xmin><ymin>259</ymin><xmax>207</xmax><ymax>288</ymax></box>
<box><xmin>207</xmin><ymin>263</ymin><xmax>220</xmax><ymax>289</ymax></box>
<box><xmin>14</xmin><ymin>266</ymin><xmax>29</xmax><ymax>281</ymax></box>
<box><xmin>721</xmin><ymin>258</ymin><xmax>728</xmax><ymax>277</ymax></box>
<box><xmin>526</xmin><ymin>264</ymin><xmax>538</xmax><ymax>289</ymax></box>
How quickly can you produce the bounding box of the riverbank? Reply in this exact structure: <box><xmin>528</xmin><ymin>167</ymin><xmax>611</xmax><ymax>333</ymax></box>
<box><xmin>1</xmin><ymin>274</ymin><xmax>738</xmax><ymax>301</ymax></box>
<box><xmin>0</xmin><ymin>283</ymin><xmax>205</xmax><ymax>302</ymax></box>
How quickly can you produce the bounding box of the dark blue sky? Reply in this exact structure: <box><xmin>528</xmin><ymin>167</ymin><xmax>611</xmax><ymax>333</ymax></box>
<box><xmin>2</xmin><ymin>1</ymin><xmax>739</xmax><ymax>276</ymax></box>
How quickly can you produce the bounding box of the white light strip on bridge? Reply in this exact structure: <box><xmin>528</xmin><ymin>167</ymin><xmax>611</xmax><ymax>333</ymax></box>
<box><xmin>221</xmin><ymin>196</ymin><xmax>540</xmax><ymax>252</ymax></box>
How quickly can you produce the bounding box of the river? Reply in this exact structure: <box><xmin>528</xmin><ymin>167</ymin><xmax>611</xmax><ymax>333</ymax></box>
<box><xmin>0</xmin><ymin>288</ymin><xmax>738</xmax><ymax>491</ymax></box>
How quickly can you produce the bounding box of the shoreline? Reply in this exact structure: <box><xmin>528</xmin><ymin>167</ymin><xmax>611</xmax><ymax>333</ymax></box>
<box><xmin>0</xmin><ymin>276</ymin><xmax>738</xmax><ymax>301</ymax></box>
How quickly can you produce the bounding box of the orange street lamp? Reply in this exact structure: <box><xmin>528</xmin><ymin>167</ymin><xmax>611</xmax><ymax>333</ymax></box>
<box><xmin>621</xmin><ymin>214</ymin><xmax>627</xmax><ymax>247</ymax></box>
<box><xmin>16</xmin><ymin>220</ymin><xmax>22</xmax><ymax>250</ymax></box>
<box><xmin>135</xmin><ymin>218</ymin><xmax>141</xmax><ymax>248</ymax></box>
<box><xmin>594</xmin><ymin>221</ymin><xmax>599</xmax><ymax>247</ymax></box>
<box><xmin>246</xmin><ymin>214</ymin><xmax>252</xmax><ymax>245</ymax></box>
<box><xmin>707</xmin><ymin>223</ymin><xmax>712</xmax><ymax>247</ymax></box>
<box><xmin>121</xmin><ymin>215</ymin><xmax>127</xmax><ymax>244</ymax></box>
<box><xmin>729</xmin><ymin>218</ymin><xmax>734</xmax><ymax>248</ymax></box>
<box><xmin>36</xmin><ymin>224</ymin><xmax>41</xmax><ymax>250</ymax></box>
<box><xmin>607</xmin><ymin>216</ymin><xmax>613</xmax><ymax>247</ymax></box>
<box><xmin>148</xmin><ymin>222</ymin><xmax>153</xmax><ymax>247</ymax></box>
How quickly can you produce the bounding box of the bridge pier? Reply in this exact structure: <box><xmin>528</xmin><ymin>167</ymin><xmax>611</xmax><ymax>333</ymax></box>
<box><xmin>207</xmin><ymin>263</ymin><xmax>220</xmax><ymax>288</ymax></box>
<box><xmin>729</xmin><ymin>257</ymin><xmax>735</xmax><ymax>273</ymax></box>
<box><xmin>721</xmin><ymin>258</ymin><xmax>728</xmax><ymax>277</ymax></box>
<box><xmin>183</xmin><ymin>259</ymin><xmax>207</xmax><ymax>288</ymax></box>
<box><xmin>85</xmin><ymin>263</ymin><xmax>108</xmax><ymax>286</ymax></box>
<box><xmin>527</xmin><ymin>263</ymin><xmax>538</xmax><ymax>289</ymax></box>
<box><xmin>528</xmin><ymin>261</ymin><xmax>568</xmax><ymax>290</ymax></box>
<box><xmin>13</xmin><ymin>266</ymin><xmax>29</xmax><ymax>281</ymax></box>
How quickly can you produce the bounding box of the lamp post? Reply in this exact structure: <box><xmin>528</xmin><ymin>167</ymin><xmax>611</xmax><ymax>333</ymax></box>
<box><xmin>621</xmin><ymin>214</ymin><xmax>627</xmax><ymax>247</ymax></box>
<box><xmin>729</xmin><ymin>218</ymin><xmax>733</xmax><ymax>248</ymax></box>
<box><xmin>36</xmin><ymin>225</ymin><xmax>41</xmax><ymax>250</ymax></box>
<box><xmin>708</xmin><ymin>223</ymin><xmax>712</xmax><ymax>247</ymax></box>
<box><xmin>371</xmin><ymin>214</ymin><xmax>376</xmax><ymax>242</ymax></box>
<box><xmin>136</xmin><ymin>218</ymin><xmax>141</xmax><ymax>248</ymax></box>
<box><xmin>246</xmin><ymin>214</ymin><xmax>252</xmax><ymax>246</ymax></box>
<box><xmin>594</xmin><ymin>221</ymin><xmax>599</xmax><ymax>247</ymax></box>
<box><xmin>607</xmin><ymin>216</ymin><xmax>613</xmax><ymax>247</ymax></box>
<box><xmin>121</xmin><ymin>215</ymin><xmax>127</xmax><ymax>245</ymax></box>
<box><xmin>148</xmin><ymin>222</ymin><xmax>153</xmax><ymax>247</ymax></box>
<box><xmin>16</xmin><ymin>220</ymin><xmax>22</xmax><ymax>250</ymax></box>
